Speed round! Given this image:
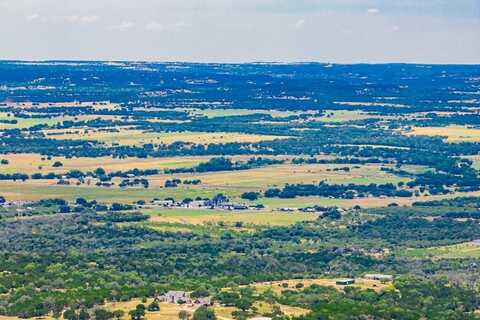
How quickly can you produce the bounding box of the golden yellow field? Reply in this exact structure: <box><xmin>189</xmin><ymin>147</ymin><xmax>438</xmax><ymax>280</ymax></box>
<box><xmin>105</xmin><ymin>299</ymin><xmax>196</xmax><ymax>320</ymax></box>
<box><xmin>406</xmin><ymin>125</ymin><xmax>480</xmax><ymax>142</ymax></box>
<box><xmin>103</xmin><ymin>297</ymin><xmax>307</xmax><ymax>320</ymax></box>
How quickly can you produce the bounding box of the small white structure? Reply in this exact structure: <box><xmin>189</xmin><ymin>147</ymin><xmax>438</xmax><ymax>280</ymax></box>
<box><xmin>336</xmin><ymin>278</ymin><xmax>355</xmax><ymax>286</ymax></box>
<box><xmin>364</xmin><ymin>274</ymin><xmax>394</xmax><ymax>281</ymax></box>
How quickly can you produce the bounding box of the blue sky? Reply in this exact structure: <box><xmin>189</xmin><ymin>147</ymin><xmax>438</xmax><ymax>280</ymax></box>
<box><xmin>0</xmin><ymin>0</ymin><xmax>479</xmax><ymax>63</ymax></box>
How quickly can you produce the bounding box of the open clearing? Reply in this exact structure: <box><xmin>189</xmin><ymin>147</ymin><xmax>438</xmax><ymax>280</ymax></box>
<box><xmin>144</xmin><ymin>208</ymin><xmax>318</xmax><ymax>226</ymax></box>
<box><xmin>0</xmin><ymin>181</ymin><xmax>240</xmax><ymax>203</ymax></box>
<box><xmin>257</xmin><ymin>190</ymin><xmax>480</xmax><ymax>209</ymax></box>
<box><xmin>105</xmin><ymin>299</ymin><xmax>197</xmax><ymax>320</ymax></box>
<box><xmin>406</xmin><ymin>125</ymin><xmax>480</xmax><ymax>142</ymax></box>
<box><xmin>398</xmin><ymin>241</ymin><xmax>480</xmax><ymax>259</ymax></box>
<box><xmin>148</xmin><ymin>163</ymin><xmax>409</xmax><ymax>190</ymax></box>
<box><xmin>314</xmin><ymin>110</ymin><xmax>383</xmax><ymax>123</ymax></box>
<box><xmin>0</xmin><ymin>113</ymin><xmax>62</xmax><ymax>129</ymax></box>
<box><xmin>43</xmin><ymin>128</ymin><xmax>289</xmax><ymax>146</ymax></box>
<box><xmin>104</xmin><ymin>297</ymin><xmax>308</xmax><ymax>320</ymax></box>
<box><xmin>183</xmin><ymin>107</ymin><xmax>303</xmax><ymax>118</ymax></box>
<box><xmin>0</xmin><ymin>153</ymin><xmax>212</xmax><ymax>174</ymax></box>
<box><xmin>4</xmin><ymin>178</ymin><xmax>480</xmax><ymax>209</ymax></box>
<box><xmin>251</xmin><ymin>278</ymin><xmax>393</xmax><ymax>294</ymax></box>
<box><xmin>463</xmin><ymin>155</ymin><xmax>480</xmax><ymax>170</ymax></box>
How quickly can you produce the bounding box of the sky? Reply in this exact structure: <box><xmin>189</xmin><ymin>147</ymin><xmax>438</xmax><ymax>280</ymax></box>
<box><xmin>0</xmin><ymin>0</ymin><xmax>479</xmax><ymax>64</ymax></box>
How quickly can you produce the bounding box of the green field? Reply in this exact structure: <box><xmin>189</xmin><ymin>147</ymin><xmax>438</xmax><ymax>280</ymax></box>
<box><xmin>184</xmin><ymin>107</ymin><xmax>302</xmax><ymax>118</ymax></box>
<box><xmin>0</xmin><ymin>113</ymin><xmax>62</xmax><ymax>129</ymax></box>
<box><xmin>143</xmin><ymin>207</ymin><xmax>319</xmax><ymax>226</ymax></box>
<box><xmin>150</xmin><ymin>163</ymin><xmax>409</xmax><ymax>190</ymax></box>
<box><xmin>397</xmin><ymin>241</ymin><xmax>480</xmax><ymax>259</ymax></box>
<box><xmin>0</xmin><ymin>153</ymin><xmax>212</xmax><ymax>175</ymax></box>
<box><xmin>0</xmin><ymin>182</ymin><xmax>241</xmax><ymax>203</ymax></box>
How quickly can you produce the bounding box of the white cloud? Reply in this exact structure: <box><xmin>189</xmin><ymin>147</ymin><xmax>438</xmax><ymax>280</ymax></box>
<box><xmin>294</xmin><ymin>19</ymin><xmax>305</xmax><ymax>29</ymax></box>
<box><xmin>65</xmin><ymin>15</ymin><xmax>99</xmax><ymax>24</ymax></box>
<box><xmin>392</xmin><ymin>25</ymin><xmax>400</xmax><ymax>31</ymax></box>
<box><xmin>108</xmin><ymin>21</ymin><xmax>135</xmax><ymax>31</ymax></box>
<box><xmin>25</xmin><ymin>13</ymin><xmax>39</xmax><ymax>21</ymax></box>
<box><xmin>367</xmin><ymin>8</ymin><xmax>379</xmax><ymax>14</ymax></box>
<box><xmin>145</xmin><ymin>22</ymin><xmax>164</xmax><ymax>31</ymax></box>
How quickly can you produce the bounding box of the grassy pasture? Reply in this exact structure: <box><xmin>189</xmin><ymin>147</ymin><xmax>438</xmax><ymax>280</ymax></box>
<box><xmin>0</xmin><ymin>181</ymin><xmax>239</xmax><ymax>203</ymax></box>
<box><xmin>314</xmin><ymin>110</ymin><xmax>381</xmax><ymax>123</ymax></box>
<box><xmin>398</xmin><ymin>241</ymin><xmax>480</xmax><ymax>260</ymax></box>
<box><xmin>0</xmin><ymin>113</ymin><xmax>61</xmax><ymax>129</ymax></box>
<box><xmin>463</xmin><ymin>155</ymin><xmax>480</xmax><ymax>170</ymax></box>
<box><xmin>104</xmin><ymin>297</ymin><xmax>307</xmax><ymax>320</ymax></box>
<box><xmin>144</xmin><ymin>208</ymin><xmax>318</xmax><ymax>226</ymax></box>
<box><xmin>406</xmin><ymin>125</ymin><xmax>480</xmax><ymax>142</ymax></box>
<box><xmin>43</xmin><ymin>128</ymin><xmax>288</xmax><ymax>146</ymax></box>
<box><xmin>257</xmin><ymin>190</ymin><xmax>480</xmax><ymax>209</ymax></box>
<box><xmin>3</xmin><ymin>179</ymin><xmax>480</xmax><ymax>208</ymax></box>
<box><xmin>251</xmin><ymin>278</ymin><xmax>392</xmax><ymax>294</ymax></box>
<box><xmin>182</xmin><ymin>107</ymin><xmax>303</xmax><ymax>118</ymax></box>
<box><xmin>105</xmin><ymin>299</ymin><xmax>196</xmax><ymax>320</ymax></box>
<box><xmin>0</xmin><ymin>113</ymin><xmax>124</xmax><ymax>130</ymax></box>
<box><xmin>148</xmin><ymin>163</ymin><xmax>409</xmax><ymax>190</ymax></box>
<box><xmin>0</xmin><ymin>153</ymin><xmax>214</xmax><ymax>175</ymax></box>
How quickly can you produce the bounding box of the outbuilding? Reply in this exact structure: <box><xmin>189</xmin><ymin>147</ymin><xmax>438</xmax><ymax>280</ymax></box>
<box><xmin>336</xmin><ymin>278</ymin><xmax>355</xmax><ymax>286</ymax></box>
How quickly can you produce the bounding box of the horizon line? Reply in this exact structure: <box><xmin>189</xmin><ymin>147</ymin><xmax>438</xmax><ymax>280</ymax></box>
<box><xmin>1</xmin><ymin>59</ymin><xmax>480</xmax><ymax>66</ymax></box>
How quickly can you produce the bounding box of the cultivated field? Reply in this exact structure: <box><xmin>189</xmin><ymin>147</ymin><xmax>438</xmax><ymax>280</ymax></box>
<box><xmin>406</xmin><ymin>125</ymin><xmax>480</xmax><ymax>142</ymax></box>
